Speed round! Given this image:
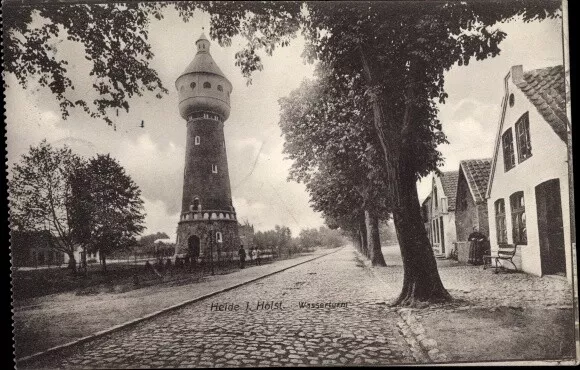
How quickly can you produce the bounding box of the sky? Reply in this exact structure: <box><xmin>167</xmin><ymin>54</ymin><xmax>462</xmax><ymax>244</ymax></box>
<box><xmin>5</xmin><ymin>6</ymin><xmax>566</xmax><ymax>241</ymax></box>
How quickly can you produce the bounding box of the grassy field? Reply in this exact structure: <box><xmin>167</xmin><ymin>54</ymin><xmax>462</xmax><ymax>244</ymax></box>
<box><xmin>12</xmin><ymin>257</ymin><xmax>280</xmax><ymax>301</ymax></box>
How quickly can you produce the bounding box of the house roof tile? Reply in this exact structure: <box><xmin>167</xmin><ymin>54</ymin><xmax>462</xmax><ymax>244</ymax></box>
<box><xmin>440</xmin><ymin>171</ymin><xmax>459</xmax><ymax>211</ymax></box>
<box><xmin>514</xmin><ymin>65</ymin><xmax>568</xmax><ymax>142</ymax></box>
<box><xmin>459</xmin><ymin>158</ymin><xmax>492</xmax><ymax>204</ymax></box>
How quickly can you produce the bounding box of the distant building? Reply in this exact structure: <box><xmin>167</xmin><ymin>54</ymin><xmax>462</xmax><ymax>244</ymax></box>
<box><xmin>65</xmin><ymin>247</ymin><xmax>99</xmax><ymax>265</ymax></box>
<box><xmin>426</xmin><ymin>171</ymin><xmax>459</xmax><ymax>258</ymax></box>
<box><xmin>11</xmin><ymin>230</ymin><xmax>64</xmax><ymax>267</ymax></box>
<box><xmin>455</xmin><ymin>159</ymin><xmax>493</xmax><ymax>241</ymax></box>
<box><xmin>238</xmin><ymin>223</ymin><xmax>255</xmax><ymax>249</ymax></box>
<box><xmin>454</xmin><ymin>158</ymin><xmax>492</xmax><ymax>263</ymax></box>
<box><xmin>486</xmin><ymin>65</ymin><xmax>572</xmax><ymax>282</ymax></box>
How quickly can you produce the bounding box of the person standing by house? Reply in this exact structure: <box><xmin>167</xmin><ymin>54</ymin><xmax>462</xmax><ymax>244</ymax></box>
<box><xmin>468</xmin><ymin>225</ymin><xmax>488</xmax><ymax>265</ymax></box>
<box><xmin>238</xmin><ymin>245</ymin><xmax>246</xmax><ymax>269</ymax></box>
<box><xmin>249</xmin><ymin>247</ymin><xmax>255</xmax><ymax>265</ymax></box>
<box><xmin>251</xmin><ymin>247</ymin><xmax>260</xmax><ymax>266</ymax></box>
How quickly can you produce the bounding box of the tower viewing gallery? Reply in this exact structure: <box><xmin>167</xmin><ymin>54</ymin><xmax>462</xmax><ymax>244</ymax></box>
<box><xmin>174</xmin><ymin>33</ymin><xmax>240</xmax><ymax>260</ymax></box>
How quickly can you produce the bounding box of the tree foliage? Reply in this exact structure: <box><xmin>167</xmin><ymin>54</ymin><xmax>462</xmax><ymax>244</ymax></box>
<box><xmin>85</xmin><ymin>154</ymin><xmax>146</xmax><ymax>270</ymax></box>
<box><xmin>9</xmin><ymin>140</ymin><xmax>86</xmax><ymax>270</ymax></box>
<box><xmin>9</xmin><ymin>141</ymin><xmax>146</xmax><ymax>272</ymax></box>
<box><xmin>3</xmin><ymin>1</ymin><xmax>168</xmax><ymax>126</ymax></box>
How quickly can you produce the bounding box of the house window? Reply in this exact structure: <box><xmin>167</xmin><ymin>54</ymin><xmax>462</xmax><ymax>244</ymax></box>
<box><xmin>510</xmin><ymin>191</ymin><xmax>527</xmax><ymax>244</ymax></box>
<box><xmin>212</xmin><ymin>164</ymin><xmax>218</xmax><ymax>174</ymax></box>
<box><xmin>495</xmin><ymin>199</ymin><xmax>507</xmax><ymax>244</ymax></box>
<box><xmin>216</xmin><ymin>232</ymin><xmax>223</xmax><ymax>243</ymax></box>
<box><xmin>502</xmin><ymin>128</ymin><xmax>516</xmax><ymax>172</ymax></box>
<box><xmin>515</xmin><ymin>112</ymin><xmax>532</xmax><ymax>162</ymax></box>
<box><xmin>195</xmin><ymin>136</ymin><xmax>200</xmax><ymax>145</ymax></box>
<box><xmin>203</xmin><ymin>82</ymin><xmax>211</xmax><ymax>89</ymax></box>
<box><xmin>190</xmin><ymin>82</ymin><xmax>196</xmax><ymax>89</ymax></box>
<box><xmin>217</xmin><ymin>85</ymin><xmax>223</xmax><ymax>92</ymax></box>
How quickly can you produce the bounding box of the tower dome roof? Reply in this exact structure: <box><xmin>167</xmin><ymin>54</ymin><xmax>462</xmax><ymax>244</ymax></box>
<box><xmin>178</xmin><ymin>33</ymin><xmax>227</xmax><ymax>79</ymax></box>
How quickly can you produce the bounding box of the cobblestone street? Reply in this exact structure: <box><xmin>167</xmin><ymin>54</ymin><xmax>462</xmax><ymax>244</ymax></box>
<box><xmin>23</xmin><ymin>247</ymin><xmax>417</xmax><ymax>368</ymax></box>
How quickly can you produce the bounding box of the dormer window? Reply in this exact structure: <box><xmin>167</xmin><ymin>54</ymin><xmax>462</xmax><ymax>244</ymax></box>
<box><xmin>217</xmin><ymin>85</ymin><xmax>223</xmax><ymax>92</ymax></box>
<box><xmin>190</xmin><ymin>82</ymin><xmax>196</xmax><ymax>89</ymax></box>
<box><xmin>195</xmin><ymin>136</ymin><xmax>200</xmax><ymax>145</ymax></box>
<box><xmin>203</xmin><ymin>82</ymin><xmax>211</xmax><ymax>89</ymax></box>
<box><xmin>212</xmin><ymin>164</ymin><xmax>218</xmax><ymax>174</ymax></box>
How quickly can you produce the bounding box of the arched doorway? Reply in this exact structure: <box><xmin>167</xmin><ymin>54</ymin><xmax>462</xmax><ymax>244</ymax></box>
<box><xmin>188</xmin><ymin>235</ymin><xmax>201</xmax><ymax>259</ymax></box>
<box><xmin>536</xmin><ymin>179</ymin><xmax>566</xmax><ymax>276</ymax></box>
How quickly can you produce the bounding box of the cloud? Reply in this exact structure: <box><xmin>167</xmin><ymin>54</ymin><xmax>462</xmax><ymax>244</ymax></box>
<box><xmin>142</xmin><ymin>197</ymin><xmax>180</xmax><ymax>241</ymax></box>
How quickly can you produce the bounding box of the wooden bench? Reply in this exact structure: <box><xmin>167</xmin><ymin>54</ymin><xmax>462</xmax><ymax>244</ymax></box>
<box><xmin>483</xmin><ymin>243</ymin><xmax>518</xmax><ymax>273</ymax></box>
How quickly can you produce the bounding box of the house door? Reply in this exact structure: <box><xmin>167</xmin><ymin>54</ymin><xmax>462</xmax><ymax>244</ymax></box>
<box><xmin>188</xmin><ymin>235</ymin><xmax>201</xmax><ymax>258</ymax></box>
<box><xmin>536</xmin><ymin>179</ymin><xmax>566</xmax><ymax>276</ymax></box>
<box><xmin>439</xmin><ymin>217</ymin><xmax>445</xmax><ymax>254</ymax></box>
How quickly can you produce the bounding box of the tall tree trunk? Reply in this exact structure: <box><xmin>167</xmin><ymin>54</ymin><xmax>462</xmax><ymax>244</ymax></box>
<box><xmin>359</xmin><ymin>223</ymin><xmax>369</xmax><ymax>258</ymax></box>
<box><xmin>67</xmin><ymin>253</ymin><xmax>77</xmax><ymax>273</ymax></box>
<box><xmin>365</xmin><ymin>210</ymin><xmax>387</xmax><ymax>266</ymax></box>
<box><xmin>392</xmin><ymin>164</ymin><xmax>451</xmax><ymax>306</ymax></box>
<box><xmin>358</xmin><ymin>46</ymin><xmax>450</xmax><ymax>306</ymax></box>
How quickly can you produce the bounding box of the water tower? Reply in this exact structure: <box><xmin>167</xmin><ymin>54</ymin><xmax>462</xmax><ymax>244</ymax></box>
<box><xmin>174</xmin><ymin>33</ymin><xmax>239</xmax><ymax>260</ymax></box>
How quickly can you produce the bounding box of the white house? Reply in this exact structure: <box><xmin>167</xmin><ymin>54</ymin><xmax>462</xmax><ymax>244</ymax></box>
<box><xmin>486</xmin><ymin>64</ymin><xmax>572</xmax><ymax>283</ymax></box>
<box><xmin>426</xmin><ymin>171</ymin><xmax>458</xmax><ymax>258</ymax></box>
<box><xmin>63</xmin><ymin>246</ymin><xmax>99</xmax><ymax>265</ymax></box>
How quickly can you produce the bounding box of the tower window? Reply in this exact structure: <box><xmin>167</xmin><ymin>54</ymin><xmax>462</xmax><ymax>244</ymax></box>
<box><xmin>212</xmin><ymin>164</ymin><xmax>218</xmax><ymax>174</ymax></box>
<box><xmin>190</xmin><ymin>82</ymin><xmax>196</xmax><ymax>89</ymax></box>
<box><xmin>217</xmin><ymin>85</ymin><xmax>223</xmax><ymax>92</ymax></box>
<box><xmin>203</xmin><ymin>82</ymin><xmax>211</xmax><ymax>89</ymax></box>
<box><xmin>216</xmin><ymin>232</ymin><xmax>223</xmax><ymax>243</ymax></box>
<box><xmin>195</xmin><ymin>136</ymin><xmax>200</xmax><ymax>145</ymax></box>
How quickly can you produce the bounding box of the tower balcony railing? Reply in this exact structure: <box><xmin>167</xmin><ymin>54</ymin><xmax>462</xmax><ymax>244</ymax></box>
<box><xmin>180</xmin><ymin>209</ymin><xmax>237</xmax><ymax>222</ymax></box>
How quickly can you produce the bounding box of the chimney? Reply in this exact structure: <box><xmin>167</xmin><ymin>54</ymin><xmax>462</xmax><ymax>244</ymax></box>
<box><xmin>511</xmin><ymin>65</ymin><xmax>524</xmax><ymax>84</ymax></box>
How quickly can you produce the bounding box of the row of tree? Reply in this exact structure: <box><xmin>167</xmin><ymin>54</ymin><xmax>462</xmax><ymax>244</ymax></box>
<box><xmin>4</xmin><ymin>0</ymin><xmax>561</xmax><ymax>305</ymax></box>
<box><xmin>253</xmin><ymin>225</ymin><xmax>346</xmax><ymax>257</ymax></box>
<box><xmin>9</xmin><ymin>140</ymin><xmax>146</xmax><ymax>272</ymax></box>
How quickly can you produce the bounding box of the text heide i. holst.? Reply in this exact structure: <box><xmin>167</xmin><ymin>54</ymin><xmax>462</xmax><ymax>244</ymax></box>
<box><xmin>210</xmin><ymin>301</ymin><xmax>350</xmax><ymax>311</ymax></box>
<box><xmin>210</xmin><ymin>301</ymin><xmax>284</xmax><ymax>312</ymax></box>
